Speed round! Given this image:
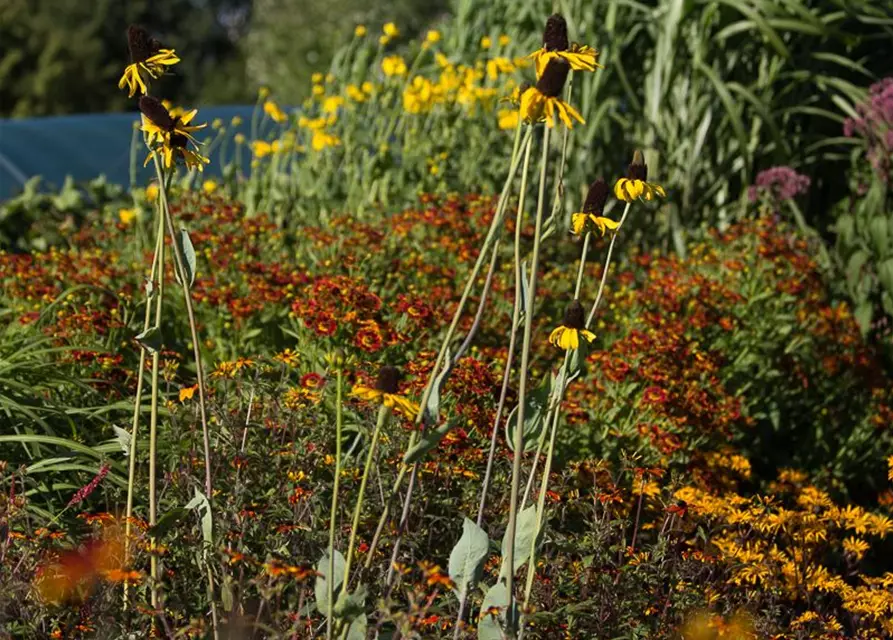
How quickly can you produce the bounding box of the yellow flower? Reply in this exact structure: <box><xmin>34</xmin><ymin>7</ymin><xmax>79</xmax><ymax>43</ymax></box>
<box><xmin>231</xmin><ymin>116</ymin><xmax>243</xmax><ymax>127</ymax></box>
<box><xmin>362</xmin><ymin>81</ymin><xmax>374</xmax><ymax>94</ymax></box>
<box><xmin>614</xmin><ymin>151</ymin><xmax>667</xmax><ymax>202</ymax></box>
<box><xmin>138</xmin><ymin>97</ymin><xmax>209</xmax><ymax>172</ymax></box>
<box><xmin>383</xmin><ymin>22</ymin><xmax>399</xmax><ymax>38</ymax></box>
<box><xmin>258</xmin><ymin>86</ymin><xmax>270</xmax><ymax>99</ymax></box>
<box><xmin>346</xmin><ymin>84</ymin><xmax>366</xmax><ymax>102</ymax></box>
<box><xmin>322</xmin><ymin>96</ymin><xmax>344</xmax><ymax>114</ymax></box>
<box><xmin>118</xmin><ymin>208</ymin><xmax>138</xmax><ymax>225</ymax></box>
<box><xmin>486</xmin><ymin>57</ymin><xmax>514</xmax><ymax>80</ymax></box>
<box><xmin>311</xmin><ymin>130</ymin><xmax>341</xmax><ymax>151</ymax></box>
<box><xmin>146</xmin><ymin>183</ymin><xmax>159</xmax><ymax>203</ymax></box>
<box><xmin>252</xmin><ymin>140</ymin><xmax>272</xmax><ymax>158</ymax></box>
<box><xmin>382</xmin><ymin>55</ymin><xmax>408</xmax><ymax>77</ymax></box>
<box><xmin>211</xmin><ymin>118</ymin><xmax>223</xmax><ymax>129</ymax></box>
<box><xmin>234</xmin><ymin>133</ymin><xmax>246</xmax><ymax>145</ymax></box>
<box><xmin>403</xmin><ymin>76</ymin><xmax>435</xmax><ymax>114</ymax></box>
<box><xmin>842</xmin><ymin>537</ymin><xmax>870</xmax><ymax>561</ymax></box>
<box><xmin>118</xmin><ymin>26</ymin><xmax>180</xmax><ymax>97</ymax></box>
<box><xmin>354</xmin><ymin>25</ymin><xmax>367</xmax><ymax>37</ymax></box>
<box><xmin>481</xmin><ymin>36</ymin><xmax>492</xmax><ymax>49</ymax></box>
<box><xmin>351</xmin><ymin>366</ymin><xmax>418</xmax><ymax>417</ymax></box>
<box><xmin>497</xmin><ymin>109</ymin><xmax>519</xmax><ymax>130</ymax></box>
<box><xmin>549</xmin><ymin>300</ymin><xmax>596</xmax><ymax>350</ymax></box>
<box><xmin>426</xmin><ymin>30</ymin><xmax>441</xmax><ymax>43</ymax></box>
<box><xmin>312</xmin><ymin>73</ymin><xmax>324</xmax><ymax>84</ymax></box>
<box><xmin>520</xmin><ymin>59</ymin><xmax>584</xmax><ymax>129</ymax></box>
<box><xmin>312</xmin><ymin>84</ymin><xmax>325</xmax><ymax>96</ymax></box>
<box><xmin>263</xmin><ymin>100</ymin><xmax>288</xmax><ymax>123</ymax></box>
<box><xmin>379</xmin><ymin>35</ymin><xmax>390</xmax><ymax>46</ymax></box>
<box><xmin>530</xmin><ymin>15</ymin><xmax>602</xmax><ymax>79</ymax></box>
<box><xmin>572</xmin><ymin>180</ymin><xmax>620</xmax><ymax>235</ymax></box>
<box><xmin>499</xmin><ymin>35</ymin><xmax>511</xmax><ymax>47</ymax></box>
<box><xmin>202</xmin><ymin>180</ymin><xmax>217</xmax><ymax>195</ymax></box>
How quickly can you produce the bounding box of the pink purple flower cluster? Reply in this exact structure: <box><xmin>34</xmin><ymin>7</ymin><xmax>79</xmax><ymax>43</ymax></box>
<box><xmin>844</xmin><ymin>77</ymin><xmax>893</xmax><ymax>181</ymax></box>
<box><xmin>747</xmin><ymin>166</ymin><xmax>811</xmax><ymax>203</ymax></box>
<box><xmin>67</xmin><ymin>464</ymin><xmax>111</xmax><ymax>508</ymax></box>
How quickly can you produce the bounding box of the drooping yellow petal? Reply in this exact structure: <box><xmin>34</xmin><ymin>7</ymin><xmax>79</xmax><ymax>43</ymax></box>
<box><xmin>351</xmin><ymin>385</ymin><xmax>383</xmax><ymax>402</ymax></box>
<box><xmin>548</xmin><ymin>326</ymin><xmax>566</xmax><ymax>348</ymax></box>
<box><xmin>385</xmin><ymin>394</ymin><xmax>420</xmax><ymax>418</ymax></box>
<box><xmin>571</xmin><ymin>213</ymin><xmax>587</xmax><ymax>235</ymax></box>
<box><xmin>596</xmin><ymin>216</ymin><xmax>620</xmax><ymax>235</ymax></box>
<box><xmin>580</xmin><ymin>329</ymin><xmax>597</xmax><ymax>344</ymax></box>
<box><xmin>558</xmin><ymin>328</ymin><xmax>580</xmax><ymax>350</ymax></box>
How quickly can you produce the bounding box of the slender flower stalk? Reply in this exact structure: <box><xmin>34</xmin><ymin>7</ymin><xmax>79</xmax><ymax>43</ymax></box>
<box><xmin>506</xmin><ymin>124</ymin><xmax>551</xmax><ymax>636</ymax></box>
<box><xmin>586</xmin><ymin>202</ymin><xmax>632</xmax><ymax>328</ymax></box>
<box><xmin>326</xmin><ymin>362</ymin><xmax>344</xmax><ymax>640</ymax></box>
<box><xmin>123</xmin><ymin>203</ymin><xmax>165</xmax><ymax>608</ymax></box>
<box><xmin>341</xmin><ymin>403</ymin><xmax>390</xmax><ymax>598</ymax></box>
<box><xmin>453</xmin><ymin>131</ymin><xmax>535</xmax><ymax>638</ymax></box>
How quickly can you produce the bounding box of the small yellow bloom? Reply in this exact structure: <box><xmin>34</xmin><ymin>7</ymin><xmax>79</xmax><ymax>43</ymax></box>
<box><xmin>351</xmin><ymin>366</ymin><xmax>418</xmax><ymax>418</ymax></box>
<box><xmin>520</xmin><ymin>60</ymin><xmax>584</xmax><ymax>129</ymax></box>
<box><xmin>258</xmin><ymin>86</ymin><xmax>270</xmax><ymax>99</ymax></box>
<box><xmin>614</xmin><ymin>151</ymin><xmax>667</xmax><ymax>202</ymax></box>
<box><xmin>311</xmin><ymin>73</ymin><xmax>324</xmax><ymax>84</ymax></box>
<box><xmin>118</xmin><ymin>208</ymin><xmax>138</xmax><ymax>225</ymax></box>
<box><xmin>311</xmin><ymin>130</ymin><xmax>341</xmax><ymax>151</ymax></box>
<box><xmin>481</xmin><ymin>36</ymin><xmax>492</xmax><ymax>49</ymax></box>
<box><xmin>234</xmin><ymin>133</ymin><xmax>246</xmax><ymax>145</ymax></box>
<box><xmin>252</xmin><ymin>140</ymin><xmax>273</xmax><ymax>158</ymax></box>
<box><xmin>346</xmin><ymin>84</ymin><xmax>366</xmax><ymax>102</ymax></box>
<box><xmin>549</xmin><ymin>300</ymin><xmax>596</xmax><ymax>351</ymax></box>
<box><xmin>379</xmin><ymin>35</ymin><xmax>390</xmax><ymax>46</ymax></box>
<box><xmin>354</xmin><ymin>25</ymin><xmax>367</xmax><ymax>37</ymax></box>
<box><xmin>211</xmin><ymin>118</ymin><xmax>223</xmax><ymax>129</ymax></box>
<box><xmin>312</xmin><ymin>84</ymin><xmax>325</xmax><ymax>96</ymax></box>
<box><xmin>383</xmin><ymin>22</ymin><xmax>399</xmax><ymax>38</ymax></box>
<box><xmin>842</xmin><ymin>536</ymin><xmax>869</xmax><ymax>561</ymax></box>
<box><xmin>426</xmin><ymin>30</ymin><xmax>441</xmax><ymax>43</ymax></box>
<box><xmin>146</xmin><ymin>183</ymin><xmax>159</xmax><ymax>203</ymax></box>
<box><xmin>263</xmin><ymin>100</ymin><xmax>288</xmax><ymax>123</ymax></box>
<box><xmin>497</xmin><ymin>109</ymin><xmax>519</xmax><ymax>130</ymax></box>
<box><xmin>322</xmin><ymin>96</ymin><xmax>344</xmax><ymax>114</ymax></box>
<box><xmin>202</xmin><ymin>180</ymin><xmax>217</xmax><ymax>195</ymax></box>
<box><xmin>571</xmin><ymin>179</ymin><xmax>619</xmax><ymax>235</ymax></box>
<box><xmin>231</xmin><ymin>116</ymin><xmax>243</xmax><ymax>127</ymax></box>
<box><xmin>361</xmin><ymin>81</ymin><xmax>374</xmax><ymax>94</ymax></box>
<box><xmin>382</xmin><ymin>55</ymin><xmax>408</xmax><ymax>77</ymax></box>
<box><xmin>179</xmin><ymin>385</ymin><xmax>198</xmax><ymax>402</ymax></box>
<box><xmin>499</xmin><ymin>35</ymin><xmax>511</xmax><ymax>47</ymax></box>
<box><xmin>118</xmin><ymin>26</ymin><xmax>179</xmax><ymax>97</ymax></box>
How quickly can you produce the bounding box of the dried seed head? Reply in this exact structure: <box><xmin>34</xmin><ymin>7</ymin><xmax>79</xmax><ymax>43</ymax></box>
<box><xmin>582</xmin><ymin>179</ymin><xmax>609</xmax><ymax>214</ymax></box>
<box><xmin>127</xmin><ymin>25</ymin><xmax>159</xmax><ymax>63</ymax></box>
<box><xmin>535</xmin><ymin>59</ymin><xmax>570</xmax><ymax>98</ymax></box>
<box><xmin>627</xmin><ymin>150</ymin><xmax>648</xmax><ymax>181</ymax></box>
<box><xmin>543</xmin><ymin>14</ymin><xmax>569</xmax><ymax>52</ymax></box>
<box><xmin>375</xmin><ymin>366</ymin><xmax>402</xmax><ymax>395</ymax></box>
<box><xmin>562</xmin><ymin>300</ymin><xmax>585</xmax><ymax>330</ymax></box>
<box><xmin>139</xmin><ymin>96</ymin><xmax>175</xmax><ymax>130</ymax></box>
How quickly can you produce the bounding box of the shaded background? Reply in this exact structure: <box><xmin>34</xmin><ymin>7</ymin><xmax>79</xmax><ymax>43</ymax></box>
<box><xmin>0</xmin><ymin>0</ymin><xmax>449</xmax><ymax>117</ymax></box>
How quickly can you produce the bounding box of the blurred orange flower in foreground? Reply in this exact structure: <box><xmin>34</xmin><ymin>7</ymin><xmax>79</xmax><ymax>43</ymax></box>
<box><xmin>35</xmin><ymin>528</ymin><xmax>139</xmax><ymax>604</ymax></box>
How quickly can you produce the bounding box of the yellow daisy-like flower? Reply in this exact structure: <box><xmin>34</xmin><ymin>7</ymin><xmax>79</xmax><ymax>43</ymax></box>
<box><xmin>118</xmin><ymin>25</ymin><xmax>180</xmax><ymax>98</ymax></box>
<box><xmin>383</xmin><ymin>22</ymin><xmax>400</xmax><ymax>38</ymax></box>
<box><xmin>351</xmin><ymin>366</ymin><xmax>419</xmax><ymax>417</ymax></box>
<box><xmin>263</xmin><ymin>100</ymin><xmax>288</xmax><ymax>123</ymax></box>
<box><xmin>614</xmin><ymin>150</ymin><xmax>667</xmax><ymax>202</ymax></box>
<box><xmin>520</xmin><ymin>59</ymin><xmax>584</xmax><ymax>129</ymax></box>
<box><xmin>571</xmin><ymin>178</ymin><xmax>620</xmax><ymax>236</ymax></box>
<box><xmin>382</xmin><ymin>55</ymin><xmax>408</xmax><ymax>77</ymax></box>
<box><xmin>139</xmin><ymin>97</ymin><xmax>209</xmax><ymax>172</ymax></box>
<box><xmin>529</xmin><ymin>15</ymin><xmax>602</xmax><ymax>79</ymax></box>
<box><xmin>549</xmin><ymin>300</ymin><xmax>596</xmax><ymax>350</ymax></box>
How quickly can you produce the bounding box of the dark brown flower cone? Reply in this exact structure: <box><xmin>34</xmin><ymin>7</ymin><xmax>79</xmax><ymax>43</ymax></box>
<box><xmin>375</xmin><ymin>366</ymin><xmax>402</xmax><ymax>394</ymax></box>
<box><xmin>139</xmin><ymin>96</ymin><xmax>175</xmax><ymax>131</ymax></box>
<box><xmin>127</xmin><ymin>25</ymin><xmax>157</xmax><ymax>64</ymax></box>
<box><xmin>563</xmin><ymin>300</ymin><xmax>586</xmax><ymax>330</ymax></box>
<box><xmin>582</xmin><ymin>179</ymin><xmax>609</xmax><ymax>214</ymax></box>
<box><xmin>543</xmin><ymin>14</ymin><xmax>569</xmax><ymax>52</ymax></box>
<box><xmin>536</xmin><ymin>59</ymin><xmax>570</xmax><ymax>98</ymax></box>
<box><xmin>627</xmin><ymin>150</ymin><xmax>648</xmax><ymax>181</ymax></box>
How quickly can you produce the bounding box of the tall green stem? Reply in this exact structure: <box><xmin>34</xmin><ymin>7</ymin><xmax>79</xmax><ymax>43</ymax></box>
<box><xmin>341</xmin><ymin>404</ymin><xmax>390</xmax><ymax>597</ymax></box>
<box><xmin>505</xmin><ymin>125</ymin><xmax>551</xmax><ymax>637</ymax></box>
<box><xmin>326</xmin><ymin>367</ymin><xmax>344</xmax><ymax>640</ymax></box>
<box><xmin>586</xmin><ymin>202</ymin><xmax>632</xmax><ymax>328</ymax></box>
<box><xmin>123</xmin><ymin>209</ymin><xmax>164</xmax><ymax>608</ymax></box>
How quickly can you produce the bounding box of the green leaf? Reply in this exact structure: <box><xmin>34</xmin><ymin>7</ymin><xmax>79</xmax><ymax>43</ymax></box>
<box><xmin>174</xmin><ymin>226</ymin><xmax>197</xmax><ymax>289</ymax></box>
<box><xmin>505</xmin><ymin>373</ymin><xmax>552</xmax><ymax>453</ymax></box>
<box><xmin>423</xmin><ymin>349</ymin><xmax>451</xmax><ymax>426</ymax></box>
<box><xmin>112</xmin><ymin>425</ymin><xmax>131</xmax><ymax>456</ymax></box>
<box><xmin>147</xmin><ymin>507</ymin><xmax>189</xmax><ymax>538</ymax></box>
<box><xmin>314</xmin><ymin>550</ymin><xmax>345</xmax><ymax>615</ymax></box>
<box><xmin>500</xmin><ymin>505</ymin><xmax>540</xmax><ymax>580</ymax></box>
<box><xmin>448</xmin><ymin>517</ymin><xmax>490</xmax><ymax>599</ymax></box>
<box><xmin>478</xmin><ymin>581</ymin><xmax>516</xmax><ymax>640</ymax></box>
<box><xmin>879</xmin><ymin>259</ymin><xmax>893</xmax><ymax>297</ymax></box>
<box><xmin>869</xmin><ymin>217</ymin><xmax>890</xmax><ymax>259</ymax></box>
<box><xmin>854</xmin><ymin>302</ymin><xmax>873</xmax><ymax>336</ymax></box>
<box><xmin>134</xmin><ymin>326</ymin><xmax>162</xmax><ymax>354</ymax></box>
<box><xmin>846</xmin><ymin>250</ymin><xmax>869</xmax><ymax>294</ymax></box>
<box><xmin>835</xmin><ymin>213</ymin><xmax>855</xmax><ymax>247</ymax></box>
<box><xmin>403</xmin><ymin>421</ymin><xmax>456</xmax><ymax>464</ymax></box>
<box><xmin>333</xmin><ymin>584</ymin><xmax>367</xmax><ymax>621</ymax></box>
<box><xmin>344</xmin><ymin>614</ymin><xmax>367</xmax><ymax>640</ymax></box>
<box><xmin>221</xmin><ymin>576</ymin><xmax>234</xmax><ymax>612</ymax></box>
<box><xmin>184</xmin><ymin>488</ymin><xmax>213</xmax><ymax>548</ymax></box>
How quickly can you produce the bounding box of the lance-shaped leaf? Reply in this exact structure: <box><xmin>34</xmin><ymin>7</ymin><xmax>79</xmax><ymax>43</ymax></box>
<box><xmin>403</xmin><ymin>420</ymin><xmax>456</xmax><ymax>464</ymax></box>
<box><xmin>134</xmin><ymin>326</ymin><xmax>162</xmax><ymax>354</ymax></box>
<box><xmin>448</xmin><ymin>517</ymin><xmax>489</xmax><ymax>600</ymax></box>
<box><xmin>184</xmin><ymin>487</ymin><xmax>213</xmax><ymax>549</ymax></box>
<box><xmin>500</xmin><ymin>505</ymin><xmax>541</xmax><ymax>580</ymax></box>
<box><xmin>423</xmin><ymin>348</ymin><xmax>451</xmax><ymax>426</ymax></box>
<box><xmin>173</xmin><ymin>226</ymin><xmax>197</xmax><ymax>289</ymax></box>
<box><xmin>314</xmin><ymin>550</ymin><xmax>345</xmax><ymax>615</ymax></box>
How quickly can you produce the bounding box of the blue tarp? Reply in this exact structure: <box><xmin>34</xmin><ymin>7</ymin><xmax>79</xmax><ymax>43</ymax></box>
<box><xmin>0</xmin><ymin>106</ymin><xmax>256</xmax><ymax>199</ymax></box>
